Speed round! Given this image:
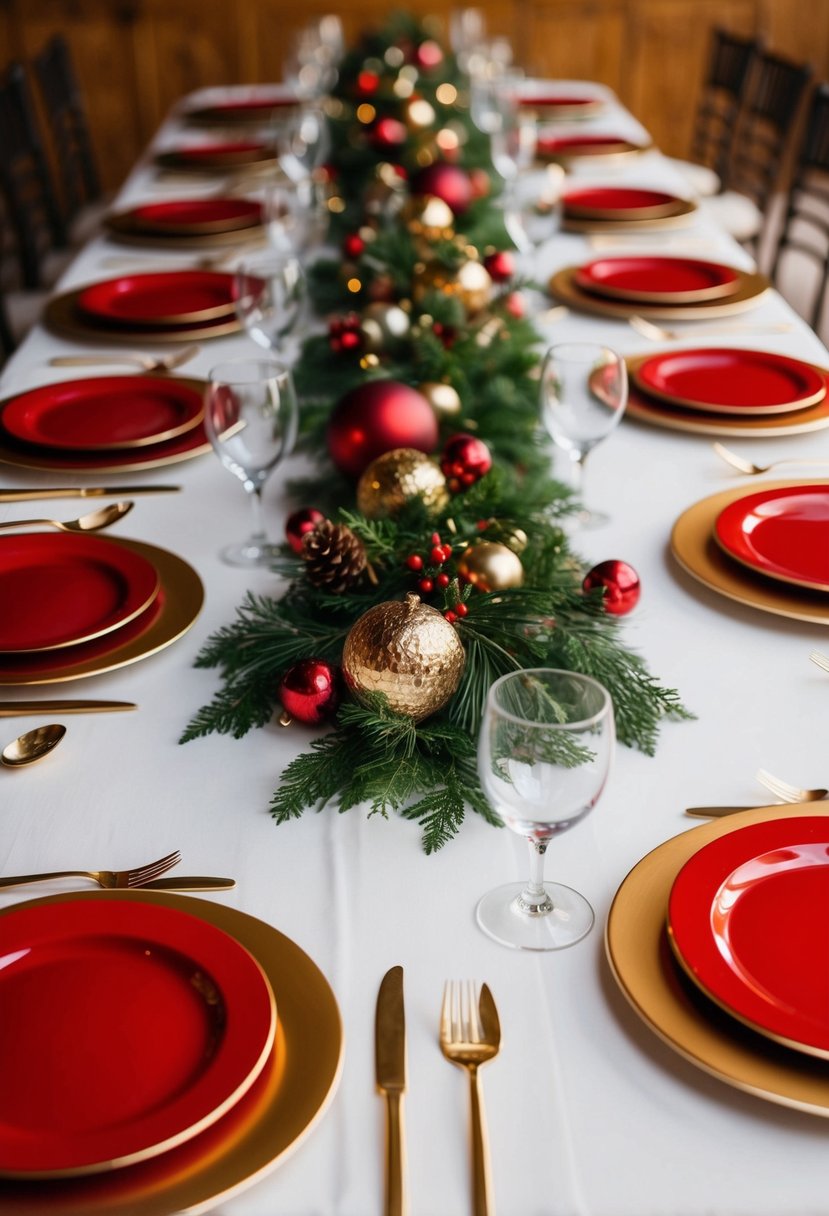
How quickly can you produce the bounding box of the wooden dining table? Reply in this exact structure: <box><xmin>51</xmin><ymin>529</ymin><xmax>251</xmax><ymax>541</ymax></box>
<box><xmin>2</xmin><ymin>79</ymin><xmax>829</xmax><ymax>1216</ymax></box>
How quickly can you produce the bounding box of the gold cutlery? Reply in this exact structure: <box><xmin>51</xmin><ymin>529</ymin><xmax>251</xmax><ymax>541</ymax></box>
<box><xmin>629</xmin><ymin>315</ymin><xmax>794</xmax><ymax>342</ymax></box>
<box><xmin>713</xmin><ymin>441</ymin><xmax>829</xmax><ymax>476</ymax></box>
<box><xmin>686</xmin><ymin>804</ymin><xmax>782</xmax><ymax>818</ymax></box>
<box><xmin>756</xmin><ymin>768</ymin><xmax>828</xmax><ymax>803</ymax></box>
<box><xmin>810</xmin><ymin>650</ymin><xmax>829</xmax><ymax>674</ymax></box>
<box><xmin>439</xmin><ymin>981</ymin><xmax>501</xmax><ymax>1216</ymax></box>
<box><xmin>48</xmin><ymin>344</ymin><xmax>201</xmax><ymax>374</ymax></box>
<box><xmin>0</xmin><ymin>700</ymin><xmax>136</xmax><ymax>716</ymax></box>
<box><xmin>0</xmin><ymin>849</ymin><xmax>181</xmax><ymax>890</ymax></box>
<box><xmin>0</xmin><ymin>502</ymin><xmax>132</xmax><ymax>535</ymax></box>
<box><xmin>1</xmin><ymin>724</ymin><xmax>66</xmax><ymax>768</ymax></box>
<box><xmin>140</xmin><ymin>876</ymin><xmax>236</xmax><ymax>891</ymax></box>
<box><xmin>0</xmin><ymin>486</ymin><xmax>181</xmax><ymax>502</ymax></box>
<box><xmin>376</xmin><ymin>965</ymin><xmax>407</xmax><ymax>1216</ymax></box>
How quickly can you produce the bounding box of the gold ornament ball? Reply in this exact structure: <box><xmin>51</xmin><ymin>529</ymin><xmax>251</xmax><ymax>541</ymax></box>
<box><xmin>403</xmin><ymin>194</ymin><xmax>455</xmax><ymax>237</ymax></box>
<box><xmin>360</xmin><ymin>302</ymin><xmax>411</xmax><ymax>353</ymax></box>
<box><xmin>458</xmin><ymin>542</ymin><xmax>525</xmax><ymax>592</ymax></box>
<box><xmin>342</xmin><ymin>593</ymin><xmax>466</xmax><ymax>721</ymax></box>
<box><xmin>356</xmin><ymin>447</ymin><xmax>450</xmax><ymax>518</ymax></box>
<box><xmin>455</xmin><ymin>259</ymin><xmax>493</xmax><ymax>315</ymax></box>
<box><xmin>417</xmin><ymin>381</ymin><xmax>462</xmax><ymax>421</ymax></box>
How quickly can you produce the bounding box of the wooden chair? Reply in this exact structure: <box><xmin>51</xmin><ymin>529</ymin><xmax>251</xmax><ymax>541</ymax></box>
<box><xmin>0</xmin><ymin>62</ymin><xmax>68</xmax><ymax>289</ymax></box>
<box><xmin>0</xmin><ymin>285</ymin><xmax>16</xmax><ymax>365</ymax></box>
<box><xmin>769</xmin><ymin>83</ymin><xmax>829</xmax><ymax>334</ymax></box>
<box><xmin>682</xmin><ymin>28</ymin><xmax>760</xmax><ymax>196</ymax></box>
<box><xmin>33</xmin><ymin>34</ymin><xmax>102</xmax><ymax>225</ymax></box>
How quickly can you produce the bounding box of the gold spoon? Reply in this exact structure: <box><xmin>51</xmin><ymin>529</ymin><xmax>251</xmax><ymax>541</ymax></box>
<box><xmin>1</xmin><ymin>724</ymin><xmax>66</xmax><ymax>768</ymax></box>
<box><xmin>0</xmin><ymin>501</ymin><xmax>133</xmax><ymax>534</ymax></box>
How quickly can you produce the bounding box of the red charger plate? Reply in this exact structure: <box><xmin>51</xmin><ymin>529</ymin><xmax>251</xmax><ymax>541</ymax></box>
<box><xmin>0</xmin><ymin>376</ymin><xmax>204</xmax><ymax>451</ymax></box>
<box><xmin>575</xmin><ymin>256</ymin><xmax>740</xmax><ymax>304</ymax></box>
<box><xmin>0</xmin><ymin>533</ymin><xmax>160</xmax><ymax>653</ymax></box>
<box><xmin>0</xmin><ymin>898</ymin><xmax>276</xmax><ymax>1177</ymax></box>
<box><xmin>635</xmin><ymin>348</ymin><xmax>827</xmax><ymax>416</ymax></box>
<box><xmin>76</xmin><ymin>272</ymin><xmax>236</xmax><ymax>326</ymax></box>
<box><xmin>714</xmin><ymin>483</ymin><xmax>829</xmax><ymax>591</ymax></box>
<box><xmin>131</xmin><ymin>198</ymin><xmax>263</xmax><ymax>234</ymax></box>
<box><xmin>668</xmin><ymin>816</ymin><xmax>829</xmax><ymax>1057</ymax></box>
<box><xmin>563</xmin><ymin>186</ymin><xmax>682</xmax><ymax>219</ymax></box>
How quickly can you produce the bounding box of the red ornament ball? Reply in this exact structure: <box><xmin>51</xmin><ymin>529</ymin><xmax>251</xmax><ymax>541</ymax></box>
<box><xmin>410</xmin><ymin>163</ymin><xmax>473</xmax><ymax>215</ymax></box>
<box><xmin>484</xmin><ymin>250</ymin><xmax>515</xmax><ymax>283</ymax></box>
<box><xmin>342</xmin><ymin>232</ymin><xmax>365</xmax><ymax>259</ymax></box>
<box><xmin>327</xmin><ymin>380</ymin><xmax>439</xmax><ymax>477</ymax></box>
<box><xmin>279</xmin><ymin>659</ymin><xmax>340</xmax><ymax>725</ymax></box>
<box><xmin>505</xmin><ymin>290</ymin><xmax>525</xmax><ymax>319</ymax></box>
<box><xmin>414</xmin><ymin>39</ymin><xmax>444</xmax><ymax>69</ymax></box>
<box><xmin>372</xmin><ymin>117</ymin><xmax>408</xmax><ymax>149</ymax></box>
<box><xmin>285</xmin><ymin>507</ymin><xmax>325</xmax><ymax>554</ymax></box>
<box><xmin>440</xmin><ymin>433</ymin><xmax>492</xmax><ymax>491</ymax></box>
<box><xmin>583</xmin><ymin>560</ymin><xmax>641</xmax><ymax>616</ymax></box>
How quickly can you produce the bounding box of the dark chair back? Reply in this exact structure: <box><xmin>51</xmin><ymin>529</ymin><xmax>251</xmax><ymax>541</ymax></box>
<box><xmin>690</xmin><ymin>29</ymin><xmax>760</xmax><ymax>184</ymax></box>
<box><xmin>770</xmin><ymin>82</ymin><xmax>829</xmax><ymax>331</ymax></box>
<box><xmin>0</xmin><ymin>285</ymin><xmax>16</xmax><ymax>364</ymax></box>
<box><xmin>0</xmin><ymin>62</ymin><xmax>67</xmax><ymax>289</ymax></box>
<box><xmin>33</xmin><ymin>34</ymin><xmax>101</xmax><ymax>220</ymax></box>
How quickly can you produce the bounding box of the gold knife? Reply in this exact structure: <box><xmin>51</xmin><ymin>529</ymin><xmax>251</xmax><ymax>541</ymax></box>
<box><xmin>685</xmin><ymin>805</ymin><xmax>781</xmax><ymax>818</ymax></box>
<box><xmin>140</xmin><ymin>877</ymin><xmax>236</xmax><ymax>891</ymax></box>
<box><xmin>0</xmin><ymin>701</ymin><xmax>137</xmax><ymax>716</ymax></box>
<box><xmin>0</xmin><ymin>487</ymin><xmax>181</xmax><ymax>502</ymax></box>
<box><xmin>376</xmin><ymin>965</ymin><xmax>408</xmax><ymax>1216</ymax></box>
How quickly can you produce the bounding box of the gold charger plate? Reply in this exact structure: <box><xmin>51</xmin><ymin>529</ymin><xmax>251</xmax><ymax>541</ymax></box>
<box><xmin>0</xmin><ymin>890</ymin><xmax>343</xmax><ymax>1215</ymax></box>
<box><xmin>537</xmin><ymin>137</ymin><xmax>651</xmax><ymax>163</ymax></box>
<box><xmin>670</xmin><ymin>479</ymin><xmax>829</xmax><ymax>626</ymax></box>
<box><xmin>625</xmin><ymin>356</ymin><xmax>829</xmax><ymax>436</ymax></box>
<box><xmin>606</xmin><ymin>804</ymin><xmax>829</xmax><ymax>1116</ymax></box>
<box><xmin>0</xmin><ymin>537</ymin><xmax>204</xmax><ymax>685</ymax></box>
<box><xmin>105</xmin><ymin>211</ymin><xmax>265</xmax><ymax>249</ymax></box>
<box><xmin>44</xmin><ymin>289</ymin><xmax>241</xmax><ymax>344</ymax></box>
<box><xmin>560</xmin><ymin>197</ymin><xmax>697</xmax><ymax>233</ymax></box>
<box><xmin>550</xmin><ymin>265</ymin><xmax>769</xmax><ymax>320</ymax></box>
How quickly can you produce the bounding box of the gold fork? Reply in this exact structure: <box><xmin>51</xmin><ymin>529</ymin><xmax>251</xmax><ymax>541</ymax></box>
<box><xmin>0</xmin><ymin>850</ymin><xmax>181</xmax><ymax>891</ymax></box>
<box><xmin>810</xmin><ymin>650</ymin><xmax>829</xmax><ymax>674</ymax></box>
<box><xmin>755</xmin><ymin>769</ymin><xmax>828</xmax><ymax>803</ymax></box>
<box><xmin>630</xmin><ymin>315</ymin><xmax>794</xmax><ymax>342</ymax></box>
<box><xmin>439</xmin><ymin>981</ymin><xmax>501</xmax><ymax>1216</ymax></box>
<box><xmin>713</xmin><ymin>442</ymin><xmax>829</xmax><ymax>476</ymax></box>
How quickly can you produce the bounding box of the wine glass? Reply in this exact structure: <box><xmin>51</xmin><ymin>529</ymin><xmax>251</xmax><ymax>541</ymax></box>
<box><xmin>263</xmin><ymin>179</ymin><xmax>325</xmax><ymax>257</ymax></box>
<box><xmin>539</xmin><ymin>342</ymin><xmax>628</xmax><ymax>527</ymax></box>
<box><xmin>233</xmin><ymin>253</ymin><xmax>306</xmax><ymax>361</ymax></box>
<box><xmin>204</xmin><ymin>358</ymin><xmax>298</xmax><ymax>567</ymax></box>
<box><xmin>274</xmin><ymin>105</ymin><xmax>330</xmax><ymax>186</ymax></box>
<box><xmin>476</xmin><ymin>668</ymin><xmax>615</xmax><ymax>951</ymax></box>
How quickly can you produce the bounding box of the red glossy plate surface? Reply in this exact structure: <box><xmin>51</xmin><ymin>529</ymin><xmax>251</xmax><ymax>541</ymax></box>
<box><xmin>0</xmin><ymin>898</ymin><xmax>276</xmax><ymax>1176</ymax></box>
<box><xmin>77</xmin><ymin>272</ymin><xmax>236</xmax><ymax>326</ymax></box>
<box><xmin>668</xmin><ymin>817</ymin><xmax>829</xmax><ymax>1057</ymax></box>
<box><xmin>575</xmin><ymin>256</ymin><xmax>740</xmax><ymax>303</ymax></box>
<box><xmin>537</xmin><ymin>133</ymin><xmax>640</xmax><ymax>156</ymax></box>
<box><xmin>563</xmin><ymin>186</ymin><xmax>681</xmax><ymax>218</ymax></box>
<box><xmin>635</xmin><ymin>348</ymin><xmax>827</xmax><ymax>416</ymax></box>
<box><xmin>0</xmin><ymin>534</ymin><xmax>160</xmax><ymax>652</ymax></box>
<box><xmin>714</xmin><ymin>484</ymin><xmax>829</xmax><ymax>591</ymax></box>
<box><xmin>0</xmin><ymin>377</ymin><xmax>204</xmax><ymax>451</ymax></box>
<box><xmin>131</xmin><ymin>199</ymin><xmax>262</xmax><ymax>233</ymax></box>
<box><xmin>170</xmin><ymin>140</ymin><xmax>269</xmax><ymax>160</ymax></box>
<box><xmin>520</xmin><ymin>93</ymin><xmax>601</xmax><ymax>108</ymax></box>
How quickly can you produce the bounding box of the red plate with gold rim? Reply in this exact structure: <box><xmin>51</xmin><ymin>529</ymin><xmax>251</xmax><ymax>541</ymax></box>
<box><xmin>563</xmin><ymin>186</ymin><xmax>683</xmax><ymax>220</ymax></box>
<box><xmin>668</xmin><ymin>816</ymin><xmax>829</xmax><ymax>1057</ymax></box>
<box><xmin>131</xmin><ymin>198</ymin><xmax>263</xmax><ymax>235</ymax></box>
<box><xmin>634</xmin><ymin>348</ymin><xmax>827</xmax><ymax>416</ymax></box>
<box><xmin>77</xmin><ymin>272</ymin><xmax>236</xmax><ymax>326</ymax></box>
<box><xmin>714</xmin><ymin>483</ymin><xmax>829</xmax><ymax>591</ymax></box>
<box><xmin>537</xmin><ymin>133</ymin><xmax>644</xmax><ymax>159</ymax></box>
<box><xmin>0</xmin><ymin>898</ymin><xmax>276</xmax><ymax>1177</ymax></box>
<box><xmin>575</xmin><ymin>256</ymin><xmax>740</xmax><ymax>304</ymax></box>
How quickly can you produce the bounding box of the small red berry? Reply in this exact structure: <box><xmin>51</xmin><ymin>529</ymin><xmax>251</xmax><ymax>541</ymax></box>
<box><xmin>406</xmin><ymin>554</ymin><xmax>424</xmax><ymax>571</ymax></box>
<box><xmin>441</xmin><ymin>544</ymin><xmax>452</xmax><ymax>559</ymax></box>
<box><xmin>436</xmin><ymin>573</ymin><xmax>450</xmax><ymax>588</ymax></box>
<box><xmin>431</xmin><ymin>532</ymin><xmax>441</xmax><ymax>545</ymax></box>
<box><xmin>430</xmin><ymin>545</ymin><xmax>446</xmax><ymax>564</ymax></box>
<box><xmin>419</xmin><ymin>578</ymin><xmax>434</xmax><ymax>593</ymax></box>
<box><xmin>455</xmin><ymin>602</ymin><xmax>468</xmax><ymax>617</ymax></box>
<box><xmin>444</xmin><ymin>610</ymin><xmax>457</xmax><ymax>623</ymax></box>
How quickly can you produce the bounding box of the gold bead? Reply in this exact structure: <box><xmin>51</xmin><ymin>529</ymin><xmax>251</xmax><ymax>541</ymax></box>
<box><xmin>356</xmin><ymin>448</ymin><xmax>449</xmax><ymax>518</ymax></box>
<box><xmin>457</xmin><ymin>542</ymin><xmax>524</xmax><ymax>592</ymax></box>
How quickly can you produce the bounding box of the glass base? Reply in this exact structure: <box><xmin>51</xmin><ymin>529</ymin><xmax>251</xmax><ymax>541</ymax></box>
<box><xmin>476</xmin><ymin>881</ymin><xmax>595</xmax><ymax>951</ymax></box>
<box><xmin>219</xmin><ymin>539</ymin><xmax>282</xmax><ymax>568</ymax></box>
<box><xmin>572</xmin><ymin>506</ymin><xmax>609</xmax><ymax>530</ymax></box>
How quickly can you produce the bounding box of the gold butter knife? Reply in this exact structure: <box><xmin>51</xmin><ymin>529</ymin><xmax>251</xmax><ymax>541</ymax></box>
<box><xmin>685</xmin><ymin>805</ymin><xmax>779</xmax><ymax>818</ymax></box>
<box><xmin>0</xmin><ymin>487</ymin><xmax>181</xmax><ymax>502</ymax></box>
<box><xmin>141</xmin><ymin>876</ymin><xmax>236</xmax><ymax>891</ymax></box>
<box><xmin>0</xmin><ymin>701</ymin><xmax>136</xmax><ymax>716</ymax></box>
<box><xmin>376</xmin><ymin>965</ymin><xmax>408</xmax><ymax>1216</ymax></box>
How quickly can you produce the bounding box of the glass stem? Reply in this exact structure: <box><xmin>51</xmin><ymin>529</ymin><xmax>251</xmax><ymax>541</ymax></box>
<box><xmin>569</xmin><ymin>448</ymin><xmax>587</xmax><ymax>496</ymax></box>
<box><xmin>519</xmin><ymin>838</ymin><xmax>554</xmax><ymax>916</ymax></box>
<box><xmin>248</xmin><ymin>484</ymin><xmax>267</xmax><ymax>543</ymax></box>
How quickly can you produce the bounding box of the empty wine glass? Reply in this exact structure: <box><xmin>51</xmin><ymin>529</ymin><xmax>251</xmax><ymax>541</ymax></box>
<box><xmin>204</xmin><ymin>358</ymin><xmax>298</xmax><ymax>567</ymax></box>
<box><xmin>263</xmin><ymin>179</ymin><xmax>325</xmax><ymax>257</ymax></box>
<box><xmin>275</xmin><ymin>105</ymin><xmax>330</xmax><ymax>186</ymax></box>
<box><xmin>476</xmin><ymin>668</ymin><xmax>615</xmax><ymax>951</ymax></box>
<box><xmin>233</xmin><ymin>253</ymin><xmax>306</xmax><ymax>361</ymax></box>
<box><xmin>539</xmin><ymin>342</ymin><xmax>628</xmax><ymax>527</ymax></box>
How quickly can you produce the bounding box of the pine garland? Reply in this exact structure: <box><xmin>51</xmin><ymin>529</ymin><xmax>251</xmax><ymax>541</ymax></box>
<box><xmin>182</xmin><ymin>14</ymin><xmax>692</xmax><ymax>851</ymax></box>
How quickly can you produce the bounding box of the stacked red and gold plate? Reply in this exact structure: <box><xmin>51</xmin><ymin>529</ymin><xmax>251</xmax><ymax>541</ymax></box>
<box><xmin>45</xmin><ymin>271</ymin><xmax>243</xmax><ymax>344</ymax></box>
<box><xmin>154</xmin><ymin>139</ymin><xmax>277</xmax><ymax>174</ymax></box>
<box><xmin>518</xmin><ymin>89</ymin><xmax>607</xmax><ymax>120</ymax></box>
<box><xmin>183</xmin><ymin>92</ymin><xmax>299</xmax><ymax>126</ymax></box>
<box><xmin>536</xmin><ymin>132</ymin><xmax>651</xmax><ymax>162</ymax></box>
<box><xmin>670</xmin><ymin>479</ymin><xmax>829</xmax><ymax>626</ymax></box>
<box><xmin>106</xmin><ymin>197</ymin><xmax>265</xmax><ymax>247</ymax></box>
<box><xmin>607</xmin><ymin>804</ymin><xmax>829</xmax><ymax>1117</ymax></box>
<box><xmin>0</xmin><ymin>889</ymin><xmax>343</xmax><ymax>1214</ymax></box>
<box><xmin>558</xmin><ymin>186</ymin><xmax>697</xmax><ymax>233</ymax></box>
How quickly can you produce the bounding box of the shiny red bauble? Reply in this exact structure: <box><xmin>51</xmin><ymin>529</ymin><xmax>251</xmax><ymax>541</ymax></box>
<box><xmin>372</xmin><ymin>117</ymin><xmax>408</xmax><ymax>149</ymax></box>
<box><xmin>342</xmin><ymin>232</ymin><xmax>366</xmax><ymax>259</ymax></box>
<box><xmin>484</xmin><ymin>250</ymin><xmax>515</xmax><ymax>283</ymax></box>
<box><xmin>583</xmin><ymin>560</ymin><xmax>641</xmax><ymax>616</ymax></box>
<box><xmin>326</xmin><ymin>380</ymin><xmax>439</xmax><ymax>477</ymax></box>
<box><xmin>279</xmin><ymin>659</ymin><xmax>340</xmax><ymax>724</ymax></box>
<box><xmin>440</xmin><ymin>434</ymin><xmax>492</xmax><ymax>491</ymax></box>
<box><xmin>410</xmin><ymin>163</ymin><xmax>473</xmax><ymax>215</ymax></box>
<box><xmin>285</xmin><ymin>507</ymin><xmax>326</xmax><ymax>554</ymax></box>
<box><xmin>414</xmin><ymin>39</ymin><xmax>444</xmax><ymax>69</ymax></box>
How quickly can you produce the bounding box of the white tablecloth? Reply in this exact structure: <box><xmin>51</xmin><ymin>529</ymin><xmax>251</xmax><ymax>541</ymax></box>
<box><xmin>3</xmin><ymin>83</ymin><xmax>829</xmax><ymax>1216</ymax></box>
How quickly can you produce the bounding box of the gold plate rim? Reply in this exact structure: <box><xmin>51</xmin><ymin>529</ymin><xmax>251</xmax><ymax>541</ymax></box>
<box><xmin>575</xmin><ymin>259</ymin><xmax>740</xmax><ymax>305</ymax></box>
<box><xmin>105</xmin><ymin>212</ymin><xmax>265</xmax><ymax>248</ymax></box>
<box><xmin>669</xmin><ymin>479</ymin><xmax>829</xmax><ymax>625</ymax></box>
<box><xmin>551</xmin><ymin>266</ymin><xmax>768</xmax><ymax>319</ymax></box>
<box><xmin>154</xmin><ymin>149</ymin><xmax>277</xmax><ymax>173</ymax></box>
<box><xmin>537</xmin><ymin>138</ymin><xmax>651</xmax><ymax>163</ymax></box>
<box><xmin>44</xmin><ymin>289</ymin><xmax>242</xmax><ymax>344</ymax></box>
<box><xmin>630</xmin><ymin>350</ymin><xmax>826</xmax><ymax>415</ymax></box>
<box><xmin>606</xmin><ymin>804</ymin><xmax>829</xmax><ymax>1116</ymax></box>
<box><xmin>0</xmin><ymin>536</ymin><xmax>204</xmax><ymax>684</ymax></box>
<box><xmin>0</xmin><ymin>890</ymin><xmax>343</xmax><ymax>1215</ymax></box>
<box><xmin>559</xmin><ymin>199</ymin><xmax>697</xmax><ymax>233</ymax></box>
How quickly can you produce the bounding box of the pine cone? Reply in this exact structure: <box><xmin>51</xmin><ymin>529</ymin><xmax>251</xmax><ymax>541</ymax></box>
<box><xmin>302</xmin><ymin>520</ymin><xmax>368</xmax><ymax>593</ymax></box>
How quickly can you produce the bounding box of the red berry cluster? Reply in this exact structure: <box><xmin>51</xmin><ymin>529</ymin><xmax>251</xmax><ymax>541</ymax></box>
<box><xmin>328</xmin><ymin>313</ymin><xmax>363</xmax><ymax>354</ymax></box>
<box><xmin>405</xmin><ymin>532</ymin><xmax>469</xmax><ymax>622</ymax></box>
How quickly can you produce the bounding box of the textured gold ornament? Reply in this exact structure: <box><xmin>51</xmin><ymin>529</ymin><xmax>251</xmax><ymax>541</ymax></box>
<box><xmin>417</xmin><ymin>381</ymin><xmax>462</xmax><ymax>421</ymax></box>
<box><xmin>403</xmin><ymin>194</ymin><xmax>455</xmax><ymax>238</ymax></box>
<box><xmin>458</xmin><ymin>542</ymin><xmax>524</xmax><ymax>592</ymax></box>
<box><xmin>356</xmin><ymin>447</ymin><xmax>449</xmax><ymax>519</ymax></box>
<box><xmin>360</xmin><ymin>302</ymin><xmax>411</xmax><ymax>353</ymax></box>
<box><xmin>342</xmin><ymin>593</ymin><xmax>465</xmax><ymax>721</ymax></box>
<box><xmin>411</xmin><ymin>257</ymin><xmax>493</xmax><ymax>316</ymax></box>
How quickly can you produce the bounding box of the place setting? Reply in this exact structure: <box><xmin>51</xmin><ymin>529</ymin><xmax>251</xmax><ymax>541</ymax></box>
<box><xmin>153</xmin><ymin>138</ymin><xmax>278</xmax><ymax>175</ymax></box>
<box><xmin>670</xmin><ymin>478</ymin><xmax>829</xmax><ymax>625</ymax></box>
<box><xmin>517</xmin><ymin>80</ymin><xmax>608</xmax><ymax>120</ymax></box>
<box><xmin>104</xmin><ymin>196</ymin><xmax>266</xmax><ymax>247</ymax></box>
<box><xmin>536</xmin><ymin>130</ymin><xmax>652</xmax><ymax>163</ymax></box>
<box><xmin>0</xmin><ymin>886</ymin><xmax>343</xmax><ymax>1216</ymax></box>
<box><xmin>557</xmin><ymin>184</ymin><xmax>698</xmax><ymax>234</ymax></box>
<box><xmin>180</xmin><ymin>88</ymin><xmax>300</xmax><ymax>127</ymax></box>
